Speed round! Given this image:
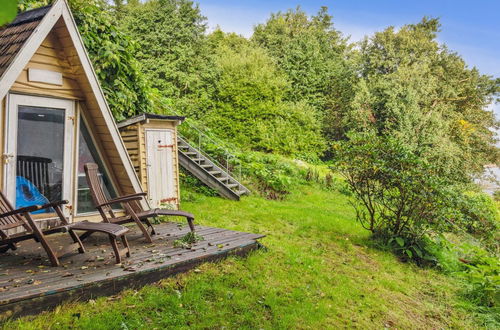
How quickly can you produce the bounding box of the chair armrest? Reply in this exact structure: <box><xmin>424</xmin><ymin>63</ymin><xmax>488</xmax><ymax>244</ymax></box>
<box><xmin>97</xmin><ymin>195</ymin><xmax>143</xmax><ymax>208</ymax></box>
<box><xmin>121</xmin><ymin>192</ymin><xmax>147</xmax><ymax>198</ymax></box>
<box><xmin>0</xmin><ymin>205</ymin><xmax>41</xmax><ymax>218</ymax></box>
<box><xmin>36</xmin><ymin>200</ymin><xmax>69</xmax><ymax>211</ymax></box>
<box><xmin>0</xmin><ymin>200</ymin><xmax>69</xmax><ymax>221</ymax></box>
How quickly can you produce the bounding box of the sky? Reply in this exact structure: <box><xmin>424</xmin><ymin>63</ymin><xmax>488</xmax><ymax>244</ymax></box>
<box><xmin>197</xmin><ymin>0</ymin><xmax>500</xmax><ymax>116</ymax></box>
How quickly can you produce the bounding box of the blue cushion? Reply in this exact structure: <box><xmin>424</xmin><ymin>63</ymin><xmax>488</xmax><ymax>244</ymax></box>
<box><xmin>15</xmin><ymin>176</ymin><xmax>51</xmax><ymax>214</ymax></box>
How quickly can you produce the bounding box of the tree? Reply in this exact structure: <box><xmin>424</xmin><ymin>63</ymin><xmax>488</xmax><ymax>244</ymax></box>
<box><xmin>18</xmin><ymin>0</ymin><xmax>156</xmax><ymax>120</ymax></box>
<box><xmin>253</xmin><ymin>7</ymin><xmax>355</xmax><ymax>140</ymax></box>
<box><xmin>204</xmin><ymin>31</ymin><xmax>326</xmax><ymax>159</ymax></box>
<box><xmin>1</xmin><ymin>0</ymin><xmax>18</xmax><ymax>25</ymax></box>
<box><xmin>334</xmin><ymin>132</ymin><xmax>454</xmax><ymax>261</ymax></box>
<box><xmin>344</xmin><ymin>18</ymin><xmax>499</xmax><ymax>179</ymax></box>
<box><xmin>118</xmin><ymin>0</ymin><xmax>215</xmax><ymax>116</ymax></box>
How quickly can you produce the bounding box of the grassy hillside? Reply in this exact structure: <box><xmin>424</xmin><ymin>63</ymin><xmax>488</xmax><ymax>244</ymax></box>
<box><xmin>5</xmin><ymin>184</ymin><xmax>485</xmax><ymax>329</ymax></box>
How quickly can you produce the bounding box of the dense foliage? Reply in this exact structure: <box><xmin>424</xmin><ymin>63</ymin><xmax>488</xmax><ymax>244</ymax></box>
<box><xmin>205</xmin><ymin>32</ymin><xmax>326</xmax><ymax>159</ymax></box>
<box><xmin>118</xmin><ymin>0</ymin><xmax>214</xmax><ymax>116</ymax></box>
<box><xmin>253</xmin><ymin>7</ymin><xmax>355</xmax><ymax>140</ymax></box>
<box><xmin>346</xmin><ymin>18</ymin><xmax>499</xmax><ymax>177</ymax></box>
<box><xmin>119</xmin><ymin>3</ymin><xmax>327</xmax><ymax>159</ymax></box>
<box><xmin>335</xmin><ymin>133</ymin><xmax>452</xmax><ymax>237</ymax></box>
<box><xmin>19</xmin><ymin>0</ymin><xmax>156</xmax><ymax>120</ymax></box>
<box><xmin>0</xmin><ymin>0</ymin><xmax>17</xmax><ymax>25</ymax></box>
<box><xmin>17</xmin><ymin>0</ymin><xmax>500</xmax><ymax>316</ymax></box>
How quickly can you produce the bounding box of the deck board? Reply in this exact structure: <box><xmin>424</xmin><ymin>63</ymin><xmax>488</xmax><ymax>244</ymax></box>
<box><xmin>0</xmin><ymin>223</ymin><xmax>264</xmax><ymax>319</ymax></box>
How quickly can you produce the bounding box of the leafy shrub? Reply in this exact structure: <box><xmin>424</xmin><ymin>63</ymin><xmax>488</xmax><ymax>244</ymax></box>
<box><xmin>334</xmin><ymin>133</ymin><xmax>453</xmax><ymax>243</ymax></box>
<box><xmin>240</xmin><ymin>152</ymin><xmax>305</xmax><ymax>199</ymax></box>
<box><xmin>447</xmin><ymin>191</ymin><xmax>499</xmax><ymax>249</ymax></box>
<box><xmin>179</xmin><ymin>168</ymin><xmax>219</xmax><ymax>198</ymax></box>
<box><xmin>493</xmin><ymin>190</ymin><xmax>500</xmax><ymax>202</ymax></box>
<box><xmin>384</xmin><ymin>234</ymin><xmax>439</xmax><ymax>266</ymax></box>
<box><xmin>458</xmin><ymin>245</ymin><xmax>500</xmax><ymax>308</ymax></box>
<box><xmin>203</xmin><ymin>32</ymin><xmax>326</xmax><ymax>160</ymax></box>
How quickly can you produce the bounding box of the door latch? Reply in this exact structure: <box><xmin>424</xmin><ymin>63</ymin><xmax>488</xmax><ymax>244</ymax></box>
<box><xmin>2</xmin><ymin>153</ymin><xmax>14</xmax><ymax>164</ymax></box>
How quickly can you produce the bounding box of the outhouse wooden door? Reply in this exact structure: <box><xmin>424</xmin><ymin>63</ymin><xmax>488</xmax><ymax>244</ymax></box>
<box><xmin>145</xmin><ymin>129</ymin><xmax>176</xmax><ymax>208</ymax></box>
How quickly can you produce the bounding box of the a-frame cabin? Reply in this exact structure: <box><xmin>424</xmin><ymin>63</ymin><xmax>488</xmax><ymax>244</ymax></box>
<box><xmin>0</xmin><ymin>0</ymin><xmax>143</xmax><ymax>226</ymax></box>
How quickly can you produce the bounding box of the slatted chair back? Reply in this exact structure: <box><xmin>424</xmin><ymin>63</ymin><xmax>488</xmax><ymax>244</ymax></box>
<box><xmin>84</xmin><ymin>163</ymin><xmax>116</xmax><ymax>220</ymax></box>
<box><xmin>17</xmin><ymin>155</ymin><xmax>51</xmax><ymax>198</ymax></box>
<box><xmin>0</xmin><ymin>191</ymin><xmax>31</xmax><ymax>239</ymax></box>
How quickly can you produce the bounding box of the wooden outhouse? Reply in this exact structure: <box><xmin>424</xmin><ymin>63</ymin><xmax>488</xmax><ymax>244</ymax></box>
<box><xmin>118</xmin><ymin>114</ymin><xmax>184</xmax><ymax>210</ymax></box>
<box><xmin>0</xmin><ymin>0</ymin><xmax>143</xmax><ymax>226</ymax></box>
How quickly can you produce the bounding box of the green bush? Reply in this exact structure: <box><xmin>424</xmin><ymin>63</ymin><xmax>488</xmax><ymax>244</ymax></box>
<box><xmin>241</xmin><ymin>152</ymin><xmax>304</xmax><ymax>199</ymax></box>
<box><xmin>179</xmin><ymin>168</ymin><xmax>219</xmax><ymax>199</ymax></box>
<box><xmin>448</xmin><ymin>191</ymin><xmax>499</xmax><ymax>249</ymax></box>
<box><xmin>458</xmin><ymin>244</ymin><xmax>500</xmax><ymax>308</ymax></box>
<box><xmin>203</xmin><ymin>32</ymin><xmax>326</xmax><ymax>160</ymax></box>
<box><xmin>334</xmin><ymin>133</ymin><xmax>453</xmax><ymax>244</ymax></box>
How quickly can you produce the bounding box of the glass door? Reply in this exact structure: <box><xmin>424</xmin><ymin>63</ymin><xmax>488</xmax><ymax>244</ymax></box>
<box><xmin>4</xmin><ymin>94</ymin><xmax>75</xmax><ymax>217</ymax></box>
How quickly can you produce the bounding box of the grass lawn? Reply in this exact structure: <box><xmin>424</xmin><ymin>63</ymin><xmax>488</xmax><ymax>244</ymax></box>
<box><xmin>4</xmin><ymin>184</ymin><xmax>483</xmax><ymax>329</ymax></box>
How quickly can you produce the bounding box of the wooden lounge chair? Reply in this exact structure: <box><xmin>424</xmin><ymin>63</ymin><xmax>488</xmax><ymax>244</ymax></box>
<box><xmin>0</xmin><ymin>191</ymin><xmax>131</xmax><ymax>266</ymax></box>
<box><xmin>84</xmin><ymin>163</ymin><xmax>195</xmax><ymax>243</ymax></box>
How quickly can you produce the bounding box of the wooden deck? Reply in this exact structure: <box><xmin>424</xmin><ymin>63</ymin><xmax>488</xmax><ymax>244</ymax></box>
<box><xmin>0</xmin><ymin>223</ymin><xmax>264</xmax><ymax>319</ymax></box>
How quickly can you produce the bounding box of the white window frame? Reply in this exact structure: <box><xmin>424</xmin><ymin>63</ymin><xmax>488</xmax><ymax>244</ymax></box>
<box><xmin>4</xmin><ymin>93</ymin><xmax>75</xmax><ymax>217</ymax></box>
<box><xmin>74</xmin><ymin>104</ymin><xmax>121</xmax><ymax>215</ymax></box>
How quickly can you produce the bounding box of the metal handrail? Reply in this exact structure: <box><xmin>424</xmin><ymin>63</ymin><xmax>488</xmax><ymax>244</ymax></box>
<box><xmin>169</xmin><ymin>112</ymin><xmax>243</xmax><ymax>181</ymax></box>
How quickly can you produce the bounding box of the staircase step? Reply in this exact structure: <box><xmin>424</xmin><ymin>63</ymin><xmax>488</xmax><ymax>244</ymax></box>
<box><xmin>177</xmin><ymin>135</ymin><xmax>250</xmax><ymax>201</ymax></box>
<box><xmin>209</xmin><ymin>171</ymin><xmax>222</xmax><ymax>176</ymax></box>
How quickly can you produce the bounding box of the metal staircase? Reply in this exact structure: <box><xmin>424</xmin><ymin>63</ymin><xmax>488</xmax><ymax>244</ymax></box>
<box><xmin>177</xmin><ymin>136</ymin><xmax>250</xmax><ymax>201</ymax></box>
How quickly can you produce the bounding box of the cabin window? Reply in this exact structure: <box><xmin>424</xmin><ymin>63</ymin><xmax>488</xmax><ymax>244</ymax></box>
<box><xmin>16</xmin><ymin>106</ymin><xmax>65</xmax><ymax>210</ymax></box>
<box><xmin>77</xmin><ymin>118</ymin><xmax>117</xmax><ymax>214</ymax></box>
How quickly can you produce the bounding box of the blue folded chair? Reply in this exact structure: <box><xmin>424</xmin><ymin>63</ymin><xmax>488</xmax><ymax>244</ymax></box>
<box><xmin>15</xmin><ymin>176</ymin><xmax>51</xmax><ymax>214</ymax></box>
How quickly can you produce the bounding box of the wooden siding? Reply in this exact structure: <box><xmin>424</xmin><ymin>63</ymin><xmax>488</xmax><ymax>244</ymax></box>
<box><xmin>1</xmin><ymin>17</ymin><xmax>141</xmax><ymax>223</ymax></box>
<box><xmin>120</xmin><ymin>120</ymin><xmax>181</xmax><ymax>209</ymax></box>
<box><xmin>119</xmin><ymin>124</ymin><xmax>145</xmax><ymax>190</ymax></box>
<box><xmin>11</xmin><ymin>30</ymin><xmax>83</xmax><ymax>100</ymax></box>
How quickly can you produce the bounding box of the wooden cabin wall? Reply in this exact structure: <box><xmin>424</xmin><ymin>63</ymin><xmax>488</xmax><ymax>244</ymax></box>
<box><xmin>119</xmin><ymin>120</ymin><xmax>181</xmax><ymax>209</ymax></box>
<box><xmin>49</xmin><ymin>18</ymin><xmax>138</xmax><ymax>196</ymax></box>
<box><xmin>1</xmin><ymin>19</ymin><xmax>141</xmax><ymax>223</ymax></box>
<box><xmin>119</xmin><ymin>124</ymin><xmax>147</xmax><ymax>191</ymax></box>
<box><xmin>10</xmin><ymin>30</ymin><xmax>83</xmax><ymax>100</ymax></box>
